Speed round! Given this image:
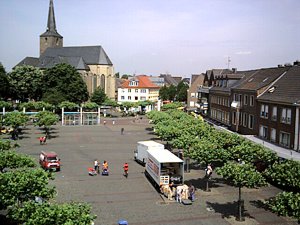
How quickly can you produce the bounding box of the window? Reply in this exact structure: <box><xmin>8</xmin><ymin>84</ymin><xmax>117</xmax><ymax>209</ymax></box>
<box><xmin>141</xmin><ymin>89</ymin><xmax>147</xmax><ymax>93</ymax></box>
<box><xmin>259</xmin><ymin>125</ymin><xmax>268</xmax><ymax>139</ymax></box>
<box><xmin>234</xmin><ymin>94</ymin><xmax>238</xmax><ymax>101</ymax></box>
<box><xmin>260</xmin><ymin>104</ymin><xmax>269</xmax><ymax>118</ymax></box>
<box><xmin>140</xmin><ymin>96</ymin><xmax>146</xmax><ymax>100</ymax></box>
<box><xmin>280</xmin><ymin>131</ymin><xmax>290</xmax><ymax>147</ymax></box>
<box><xmin>244</xmin><ymin>95</ymin><xmax>248</xmax><ymax>105</ymax></box>
<box><xmin>232</xmin><ymin>112</ymin><xmax>236</xmax><ymax>125</ymax></box>
<box><xmin>281</xmin><ymin>108</ymin><xmax>291</xmax><ymax>124</ymax></box>
<box><xmin>272</xmin><ymin>106</ymin><xmax>277</xmax><ymax>121</ymax></box>
<box><xmin>129</xmin><ymin>81</ymin><xmax>138</xmax><ymax>86</ymax></box>
<box><xmin>191</xmin><ymin>93</ymin><xmax>195</xmax><ymax>98</ymax></box>
<box><xmin>135</xmin><ymin>96</ymin><xmax>138</xmax><ymax>100</ymax></box>
<box><xmin>248</xmin><ymin>114</ymin><xmax>254</xmax><ymax>129</ymax></box>
<box><xmin>128</xmin><ymin>96</ymin><xmax>131</xmax><ymax>100</ymax></box>
<box><xmin>121</xmin><ymin>96</ymin><xmax>125</xmax><ymax>100</ymax></box>
<box><xmin>135</xmin><ymin>89</ymin><xmax>139</xmax><ymax>93</ymax></box>
<box><xmin>243</xmin><ymin>113</ymin><xmax>247</xmax><ymax>127</ymax></box>
<box><xmin>250</xmin><ymin>95</ymin><xmax>254</xmax><ymax>106</ymax></box>
<box><xmin>128</xmin><ymin>89</ymin><xmax>131</xmax><ymax>93</ymax></box>
<box><xmin>270</xmin><ymin>128</ymin><xmax>276</xmax><ymax>142</ymax></box>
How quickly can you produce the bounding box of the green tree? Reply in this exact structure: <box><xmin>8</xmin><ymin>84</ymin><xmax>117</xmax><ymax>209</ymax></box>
<box><xmin>19</xmin><ymin>101</ymin><xmax>54</xmax><ymax>111</ymax></box>
<box><xmin>34</xmin><ymin>111</ymin><xmax>59</xmax><ymax>138</ymax></box>
<box><xmin>41</xmin><ymin>88</ymin><xmax>67</xmax><ymax>106</ymax></box>
<box><xmin>0</xmin><ymin>150</ymin><xmax>36</xmax><ymax>172</ymax></box>
<box><xmin>90</xmin><ymin>87</ymin><xmax>107</xmax><ymax>105</ymax></box>
<box><xmin>3</xmin><ymin>112</ymin><xmax>28</xmax><ymax>139</ymax></box>
<box><xmin>0</xmin><ymin>168</ymin><xmax>56</xmax><ymax>209</ymax></box>
<box><xmin>8</xmin><ymin>65</ymin><xmax>43</xmax><ymax>101</ymax></box>
<box><xmin>176</xmin><ymin>80</ymin><xmax>189</xmax><ymax>102</ymax></box>
<box><xmin>216</xmin><ymin>162</ymin><xmax>267</xmax><ymax>221</ymax></box>
<box><xmin>159</xmin><ymin>85</ymin><xmax>169</xmax><ymax>101</ymax></box>
<box><xmin>168</xmin><ymin>84</ymin><xmax>177</xmax><ymax>101</ymax></box>
<box><xmin>58</xmin><ymin>101</ymin><xmax>79</xmax><ymax>110</ymax></box>
<box><xmin>43</xmin><ymin>63</ymin><xmax>89</xmax><ymax>104</ymax></box>
<box><xmin>0</xmin><ymin>63</ymin><xmax>10</xmax><ymax>100</ymax></box>
<box><xmin>267</xmin><ymin>191</ymin><xmax>300</xmax><ymax>222</ymax></box>
<box><xmin>264</xmin><ymin>160</ymin><xmax>300</xmax><ymax>191</ymax></box>
<box><xmin>82</xmin><ymin>102</ymin><xmax>99</xmax><ymax>110</ymax></box>
<box><xmin>8</xmin><ymin>201</ymin><xmax>96</xmax><ymax>225</ymax></box>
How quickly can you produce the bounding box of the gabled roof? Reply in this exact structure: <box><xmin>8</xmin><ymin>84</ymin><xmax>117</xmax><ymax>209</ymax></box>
<box><xmin>121</xmin><ymin>75</ymin><xmax>159</xmax><ymax>89</ymax></box>
<box><xmin>15</xmin><ymin>57</ymin><xmax>40</xmax><ymax>68</ymax></box>
<box><xmin>160</xmin><ymin>74</ymin><xmax>181</xmax><ymax>86</ymax></box>
<box><xmin>40</xmin><ymin>46</ymin><xmax>113</xmax><ymax>65</ymax></box>
<box><xmin>232</xmin><ymin>67</ymin><xmax>289</xmax><ymax>90</ymax></box>
<box><xmin>190</xmin><ymin>74</ymin><xmax>205</xmax><ymax>86</ymax></box>
<box><xmin>258</xmin><ymin>66</ymin><xmax>300</xmax><ymax>104</ymax></box>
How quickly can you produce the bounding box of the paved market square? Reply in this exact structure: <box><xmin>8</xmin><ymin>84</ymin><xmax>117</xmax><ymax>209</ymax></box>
<box><xmin>16</xmin><ymin>117</ymin><xmax>298</xmax><ymax>225</ymax></box>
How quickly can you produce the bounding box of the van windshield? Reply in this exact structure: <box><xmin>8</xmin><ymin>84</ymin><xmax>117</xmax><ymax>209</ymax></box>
<box><xmin>47</xmin><ymin>157</ymin><xmax>58</xmax><ymax>161</ymax></box>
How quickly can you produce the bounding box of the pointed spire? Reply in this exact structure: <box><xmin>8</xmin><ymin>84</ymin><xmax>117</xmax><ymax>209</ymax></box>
<box><xmin>47</xmin><ymin>0</ymin><xmax>57</xmax><ymax>32</ymax></box>
<box><xmin>40</xmin><ymin>0</ymin><xmax>62</xmax><ymax>38</ymax></box>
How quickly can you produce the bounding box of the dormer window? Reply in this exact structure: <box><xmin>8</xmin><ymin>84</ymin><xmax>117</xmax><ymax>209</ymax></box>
<box><xmin>129</xmin><ymin>81</ymin><xmax>139</xmax><ymax>86</ymax></box>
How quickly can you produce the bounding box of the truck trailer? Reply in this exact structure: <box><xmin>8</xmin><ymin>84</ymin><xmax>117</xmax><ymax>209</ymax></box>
<box><xmin>134</xmin><ymin>140</ymin><xmax>164</xmax><ymax>166</ymax></box>
<box><xmin>145</xmin><ymin>149</ymin><xmax>184</xmax><ymax>188</ymax></box>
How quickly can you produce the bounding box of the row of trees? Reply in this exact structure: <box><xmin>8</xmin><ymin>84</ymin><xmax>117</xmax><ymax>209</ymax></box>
<box><xmin>0</xmin><ymin>63</ymin><xmax>109</xmax><ymax>105</ymax></box>
<box><xmin>147</xmin><ymin>109</ymin><xmax>300</xmax><ymax>222</ymax></box>
<box><xmin>0</xmin><ymin>139</ymin><xmax>95</xmax><ymax>224</ymax></box>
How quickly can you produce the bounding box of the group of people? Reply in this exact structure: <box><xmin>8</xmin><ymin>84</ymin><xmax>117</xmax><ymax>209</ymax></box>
<box><xmin>92</xmin><ymin>160</ymin><xmax>128</xmax><ymax>177</ymax></box>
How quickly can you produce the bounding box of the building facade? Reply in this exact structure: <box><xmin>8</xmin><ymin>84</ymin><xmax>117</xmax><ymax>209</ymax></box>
<box><xmin>117</xmin><ymin>75</ymin><xmax>160</xmax><ymax>104</ymax></box>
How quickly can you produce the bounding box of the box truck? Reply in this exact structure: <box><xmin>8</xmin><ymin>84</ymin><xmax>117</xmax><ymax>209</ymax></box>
<box><xmin>134</xmin><ymin>141</ymin><xmax>164</xmax><ymax>166</ymax></box>
<box><xmin>145</xmin><ymin>149</ymin><xmax>184</xmax><ymax>188</ymax></box>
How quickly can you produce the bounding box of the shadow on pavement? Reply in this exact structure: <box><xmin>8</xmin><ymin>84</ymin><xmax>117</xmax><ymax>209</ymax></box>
<box><xmin>250</xmin><ymin>200</ymin><xmax>269</xmax><ymax>210</ymax></box>
<box><xmin>206</xmin><ymin>201</ymin><xmax>254</xmax><ymax>220</ymax></box>
<box><xmin>186</xmin><ymin>177</ymin><xmax>224</xmax><ymax>191</ymax></box>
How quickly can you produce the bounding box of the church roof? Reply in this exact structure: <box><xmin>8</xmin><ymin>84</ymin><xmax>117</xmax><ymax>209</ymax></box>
<box><xmin>38</xmin><ymin>56</ymin><xmax>90</xmax><ymax>70</ymax></box>
<box><xmin>40</xmin><ymin>0</ymin><xmax>62</xmax><ymax>38</ymax></box>
<box><xmin>15</xmin><ymin>57</ymin><xmax>40</xmax><ymax>68</ymax></box>
<box><xmin>39</xmin><ymin>46</ymin><xmax>113</xmax><ymax>65</ymax></box>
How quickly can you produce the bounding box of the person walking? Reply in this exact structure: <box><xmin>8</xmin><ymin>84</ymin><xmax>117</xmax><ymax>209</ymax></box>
<box><xmin>121</xmin><ymin>128</ymin><xmax>124</xmax><ymax>135</ymax></box>
<box><xmin>188</xmin><ymin>183</ymin><xmax>195</xmax><ymax>202</ymax></box>
<box><xmin>94</xmin><ymin>159</ymin><xmax>99</xmax><ymax>173</ymax></box>
<box><xmin>123</xmin><ymin>162</ymin><xmax>128</xmax><ymax>178</ymax></box>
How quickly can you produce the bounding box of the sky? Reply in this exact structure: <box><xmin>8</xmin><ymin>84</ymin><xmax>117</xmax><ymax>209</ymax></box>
<box><xmin>0</xmin><ymin>0</ymin><xmax>299</xmax><ymax>77</ymax></box>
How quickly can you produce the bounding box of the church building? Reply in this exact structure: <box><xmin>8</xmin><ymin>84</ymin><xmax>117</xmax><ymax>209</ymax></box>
<box><xmin>16</xmin><ymin>0</ymin><xmax>116</xmax><ymax>100</ymax></box>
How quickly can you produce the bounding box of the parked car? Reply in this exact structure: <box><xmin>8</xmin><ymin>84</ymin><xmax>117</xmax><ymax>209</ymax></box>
<box><xmin>39</xmin><ymin>151</ymin><xmax>61</xmax><ymax>171</ymax></box>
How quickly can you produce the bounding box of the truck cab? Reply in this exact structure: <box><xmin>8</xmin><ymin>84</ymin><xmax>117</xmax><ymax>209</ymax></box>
<box><xmin>39</xmin><ymin>151</ymin><xmax>61</xmax><ymax>171</ymax></box>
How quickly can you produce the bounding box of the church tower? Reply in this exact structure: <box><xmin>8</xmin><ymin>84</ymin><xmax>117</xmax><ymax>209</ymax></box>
<box><xmin>40</xmin><ymin>0</ymin><xmax>63</xmax><ymax>56</ymax></box>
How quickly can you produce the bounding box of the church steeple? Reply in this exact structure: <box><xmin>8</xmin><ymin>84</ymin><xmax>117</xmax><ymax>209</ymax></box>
<box><xmin>47</xmin><ymin>0</ymin><xmax>58</xmax><ymax>33</ymax></box>
<box><xmin>40</xmin><ymin>0</ymin><xmax>63</xmax><ymax>56</ymax></box>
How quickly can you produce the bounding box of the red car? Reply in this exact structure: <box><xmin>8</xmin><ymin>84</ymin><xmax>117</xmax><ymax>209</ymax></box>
<box><xmin>39</xmin><ymin>151</ymin><xmax>61</xmax><ymax>171</ymax></box>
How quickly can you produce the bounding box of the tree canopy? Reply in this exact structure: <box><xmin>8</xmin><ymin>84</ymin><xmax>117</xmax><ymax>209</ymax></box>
<box><xmin>0</xmin><ymin>63</ymin><xmax>10</xmax><ymax>100</ymax></box>
<box><xmin>42</xmin><ymin>63</ymin><xmax>89</xmax><ymax>104</ymax></box>
<box><xmin>90</xmin><ymin>87</ymin><xmax>107</xmax><ymax>105</ymax></box>
<box><xmin>8</xmin><ymin>65</ymin><xmax>44</xmax><ymax>101</ymax></box>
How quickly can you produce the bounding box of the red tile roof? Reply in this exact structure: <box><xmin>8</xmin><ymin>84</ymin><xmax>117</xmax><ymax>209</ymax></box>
<box><xmin>121</xmin><ymin>75</ymin><xmax>160</xmax><ymax>89</ymax></box>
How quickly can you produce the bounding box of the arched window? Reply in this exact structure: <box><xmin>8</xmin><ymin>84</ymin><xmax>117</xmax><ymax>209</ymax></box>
<box><xmin>101</xmin><ymin>74</ymin><xmax>105</xmax><ymax>90</ymax></box>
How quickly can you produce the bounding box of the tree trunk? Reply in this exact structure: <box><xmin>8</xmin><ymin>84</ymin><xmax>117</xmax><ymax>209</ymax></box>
<box><xmin>236</xmin><ymin>186</ymin><xmax>245</xmax><ymax>221</ymax></box>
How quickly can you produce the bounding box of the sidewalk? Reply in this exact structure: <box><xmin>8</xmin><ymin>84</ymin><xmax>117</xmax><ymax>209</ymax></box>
<box><xmin>243</xmin><ymin>135</ymin><xmax>300</xmax><ymax>161</ymax></box>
